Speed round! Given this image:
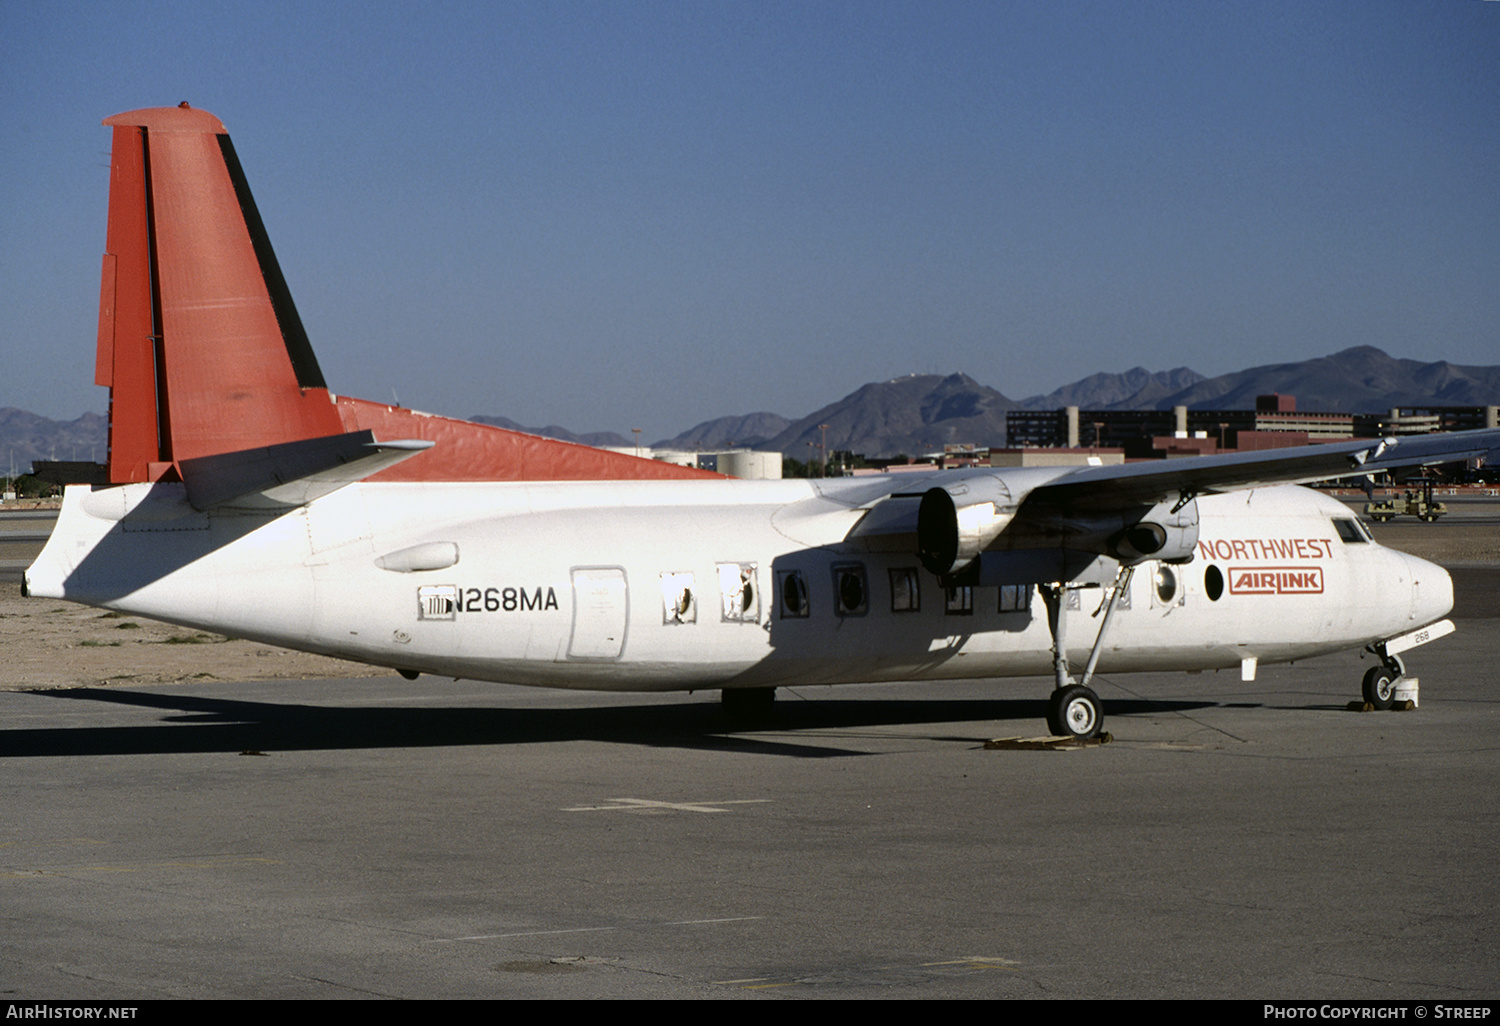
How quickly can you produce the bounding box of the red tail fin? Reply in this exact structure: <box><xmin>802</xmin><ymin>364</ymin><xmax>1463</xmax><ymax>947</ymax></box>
<box><xmin>96</xmin><ymin>106</ymin><xmax>343</xmax><ymax>481</ymax></box>
<box><xmin>95</xmin><ymin>105</ymin><xmax>711</xmax><ymax>484</ymax></box>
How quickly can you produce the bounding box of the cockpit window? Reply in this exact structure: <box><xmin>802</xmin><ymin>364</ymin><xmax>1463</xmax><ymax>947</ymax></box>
<box><xmin>1333</xmin><ymin>518</ymin><xmax>1367</xmax><ymax>543</ymax></box>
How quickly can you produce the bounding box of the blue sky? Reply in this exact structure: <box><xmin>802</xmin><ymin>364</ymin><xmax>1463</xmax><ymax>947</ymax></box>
<box><xmin>3</xmin><ymin>1</ymin><xmax>1496</xmax><ymax>440</ymax></box>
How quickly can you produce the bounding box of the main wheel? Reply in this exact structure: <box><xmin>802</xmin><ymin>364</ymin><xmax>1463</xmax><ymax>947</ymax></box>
<box><xmin>1047</xmin><ymin>684</ymin><xmax>1102</xmax><ymax>739</ymax></box>
<box><xmin>1362</xmin><ymin>665</ymin><xmax>1397</xmax><ymax>710</ymax></box>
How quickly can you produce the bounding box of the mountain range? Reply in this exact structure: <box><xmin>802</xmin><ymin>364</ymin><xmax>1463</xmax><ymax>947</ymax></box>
<box><xmin>649</xmin><ymin>347</ymin><xmax>1500</xmax><ymax>459</ymax></box>
<box><xmin>0</xmin><ymin>408</ymin><xmax>109</xmax><ymax>472</ymax></box>
<box><xmin>5</xmin><ymin>347</ymin><xmax>1498</xmax><ymax>471</ymax></box>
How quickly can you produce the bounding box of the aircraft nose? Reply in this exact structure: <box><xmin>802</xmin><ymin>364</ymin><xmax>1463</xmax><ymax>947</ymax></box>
<box><xmin>1399</xmin><ymin>550</ymin><xmax>1453</xmax><ymax>625</ymax></box>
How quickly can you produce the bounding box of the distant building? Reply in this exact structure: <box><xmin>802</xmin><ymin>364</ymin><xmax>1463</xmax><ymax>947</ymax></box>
<box><xmin>1007</xmin><ymin>407</ymin><xmax>1182</xmax><ymax>450</ymax></box>
<box><xmin>1367</xmin><ymin>405</ymin><xmax>1500</xmax><ymax>436</ymax></box>
<box><xmin>988</xmin><ymin>448</ymin><xmax>1125</xmax><ymax>468</ymax></box>
<box><xmin>1001</xmin><ymin>394</ymin><xmax>1488</xmax><ymax>457</ymax></box>
<box><xmin>605</xmin><ymin>447</ymin><xmax>784</xmax><ymax>479</ymax></box>
<box><xmin>28</xmin><ymin>460</ymin><xmax>108</xmax><ymax>486</ymax></box>
<box><xmin>845</xmin><ymin>447</ymin><xmax>1125</xmax><ymax>472</ymax></box>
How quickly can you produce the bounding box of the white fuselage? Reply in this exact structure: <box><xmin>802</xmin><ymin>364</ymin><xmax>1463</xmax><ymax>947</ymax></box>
<box><xmin>27</xmin><ymin>478</ymin><xmax>1452</xmax><ymax>691</ymax></box>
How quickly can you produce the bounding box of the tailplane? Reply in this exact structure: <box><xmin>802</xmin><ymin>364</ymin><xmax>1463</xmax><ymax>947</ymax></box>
<box><xmin>95</xmin><ymin>104</ymin><xmax>711</xmax><ymax>487</ymax></box>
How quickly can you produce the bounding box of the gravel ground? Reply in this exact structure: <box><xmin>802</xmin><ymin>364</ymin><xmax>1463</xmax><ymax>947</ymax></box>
<box><xmin>0</xmin><ymin>580</ymin><xmax>394</xmax><ymax>691</ymax></box>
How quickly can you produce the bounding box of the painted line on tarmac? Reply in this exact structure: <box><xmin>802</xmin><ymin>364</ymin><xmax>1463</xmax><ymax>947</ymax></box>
<box><xmin>563</xmin><ymin>797</ymin><xmax>771</xmax><ymax>814</ymax></box>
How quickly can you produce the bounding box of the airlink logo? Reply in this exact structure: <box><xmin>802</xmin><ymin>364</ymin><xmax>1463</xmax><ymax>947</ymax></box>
<box><xmin>1229</xmin><ymin>567</ymin><xmax>1324</xmax><ymax>595</ymax></box>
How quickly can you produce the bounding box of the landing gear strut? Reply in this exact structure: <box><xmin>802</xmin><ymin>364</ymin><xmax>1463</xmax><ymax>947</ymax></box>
<box><xmin>1039</xmin><ymin>566</ymin><xmax>1135</xmax><ymax>739</ymax></box>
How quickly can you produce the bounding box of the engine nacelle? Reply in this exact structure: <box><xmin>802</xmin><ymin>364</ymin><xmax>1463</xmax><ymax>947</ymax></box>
<box><xmin>917</xmin><ymin>476</ymin><xmax>1016</xmax><ymax>576</ymax></box>
<box><xmin>1087</xmin><ymin>498</ymin><xmax>1200</xmax><ymax>565</ymax></box>
<box><xmin>1108</xmin><ymin>519</ymin><xmax>1195</xmax><ymax>563</ymax></box>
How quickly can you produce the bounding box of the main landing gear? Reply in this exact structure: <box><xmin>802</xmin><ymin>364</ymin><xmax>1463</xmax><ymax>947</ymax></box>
<box><xmin>1047</xmin><ymin>683</ymin><xmax>1102</xmax><ymax>739</ymax></box>
<box><xmin>721</xmin><ymin>686</ymin><xmax>776</xmax><ymax>720</ymax></box>
<box><xmin>1039</xmin><ymin>567</ymin><xmax>1135</xmax><ymax>739</ymax></box>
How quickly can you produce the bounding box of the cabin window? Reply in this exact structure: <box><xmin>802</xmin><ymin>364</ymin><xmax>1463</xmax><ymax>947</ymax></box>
<box><xmin>1204</xmin><ymin>564</ymin><xmax>1224</xmax><ymax>601</ymax></box>
<box><xmin>717</xmin><ymin>563</ymin><xmax>759</xmax><ymax>623</ymax></box>
<box><xmin>945</xmin><ymin>585</ymin><xmax>973</xmax><ymax>615</ymax></box>
<box><xmin>1333</xmin><ymin>518</ymin><xmax>1367</xmax><ymax>543</ymax></box>
<box><xmin>889</xmin><ymin>568</ymin><xmax>920</xmax><ymax>612</ymax></box>
<box><xmin>777</xmin><ymin>570</ymin><xmax>809</xmax><ymax>619</ymax></box>
<box><xmin>661</xmin><ymin>572</ymin><xmax>696</xmax><ymax>624</ymax></box>
<box><xmin>832</xmin><ymin>563</ymin><xmax>868</xmax><ymax>617</ymax></box>
<box><xmin>998</xmin><ymin>584</ymin><xmax>1032</xmax><ymax>613</ymax></box>
<box><xmin>1154</xmin><ymin>564</ymin><xmax>1179</xmax><ymax>605</ymax></box>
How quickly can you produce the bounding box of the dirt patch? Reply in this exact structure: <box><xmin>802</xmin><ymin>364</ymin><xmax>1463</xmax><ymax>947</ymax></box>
<box><xmin>0</xmin><ymin>580</ymin><xmax>394</xmax><ymax>691</ymax></box>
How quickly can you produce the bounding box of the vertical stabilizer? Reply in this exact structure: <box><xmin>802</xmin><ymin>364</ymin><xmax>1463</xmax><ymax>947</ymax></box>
<box><xmin>96</xmin><ymin>106</ymin><xmax>343</xmax><ymax>484</ymax></box>
<box><xmin>93</xmin><ymin>105</ymin><xmax>713</xmax><ymax>484</ymax></box>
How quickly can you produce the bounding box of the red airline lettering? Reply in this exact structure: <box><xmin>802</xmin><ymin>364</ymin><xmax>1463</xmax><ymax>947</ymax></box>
<box><xmin>1227</xmin><ymin>567</ymin><xmax>1324</xmax><ymax>595</ymax></box>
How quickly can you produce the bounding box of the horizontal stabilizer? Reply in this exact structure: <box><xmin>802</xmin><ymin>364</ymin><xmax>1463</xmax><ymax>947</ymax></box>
<box><xmin>178</xmin><ymin>431</ymin><xmax>434</xmax><ymax>511</ymax></box>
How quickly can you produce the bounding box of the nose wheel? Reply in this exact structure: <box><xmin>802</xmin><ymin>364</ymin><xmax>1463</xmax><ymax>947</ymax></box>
<box><xmin>1361</xmin><ymin>666</ymin><xmax>1396</xmax><ymax>710</ymax></box>
<box><xmin>1361</xmin><ymin>651</ymin><xmax>1405</xmax><ymax>710</ymax></box>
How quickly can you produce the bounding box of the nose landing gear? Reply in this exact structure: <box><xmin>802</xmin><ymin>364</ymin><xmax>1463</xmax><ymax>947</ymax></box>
<box><xmin>1361</xmin><ymin>650</ymin><xmax>1406</xmax><ymax>711</ymax></box>
<box><xmin>1357</xmin><ymin>622</ymin><xmax>1456</xmax><ymax>712</ymax></box>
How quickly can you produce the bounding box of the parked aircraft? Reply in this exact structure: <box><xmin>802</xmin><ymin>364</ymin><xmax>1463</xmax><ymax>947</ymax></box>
<box><xmin>25</xmin><ymin>106</ymin><xmax>1497</xmax><ymax>738</ymax></box>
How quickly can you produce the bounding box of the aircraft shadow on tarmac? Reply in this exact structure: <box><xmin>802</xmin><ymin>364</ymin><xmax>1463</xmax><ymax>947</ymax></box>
<box><xmin>6</xmin><ymin>687</ymin><xmax>1216</xmax><ymax>759</ymax></box>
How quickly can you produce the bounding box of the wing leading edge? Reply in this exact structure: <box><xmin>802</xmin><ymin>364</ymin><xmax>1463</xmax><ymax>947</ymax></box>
<box><xmin>1020</xmin><ymin>428</ymin><xmax>1500</xmax><ymax>510</ymax></box>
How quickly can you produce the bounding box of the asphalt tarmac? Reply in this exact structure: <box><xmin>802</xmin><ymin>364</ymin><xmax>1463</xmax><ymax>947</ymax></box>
<box><xmin>5</xmin><ymin>503</ymin><xmax>1498</xmax><ymax>999</ymax></box>
<box><xmin>4</xmin><ymin>603</ymin><xmax>1499</xmax><ymax>999</ymax></box>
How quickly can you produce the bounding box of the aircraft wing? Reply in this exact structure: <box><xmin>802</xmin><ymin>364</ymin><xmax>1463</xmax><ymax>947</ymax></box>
<box><xmin>1024</xmin><ymin>427</ymin><xmax>1500</xmax><ymax>511</ymax></box>
<box><xmin>843</xmin><ymin>427</ymin><xmax>1500</xmax><ymax>576</ymax></box>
